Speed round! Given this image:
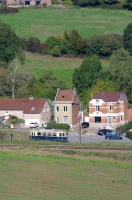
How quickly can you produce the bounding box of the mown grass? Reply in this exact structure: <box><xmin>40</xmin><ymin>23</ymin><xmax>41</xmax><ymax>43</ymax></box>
<box><xmin>0</xmin><ymin>151</ymin><xmax>132</xmax><ymax>200</ymax></box>
<box><xmin>0</xmin><ymin>7</ymin><xmax>132</xmax><ymax>42</ymax></box>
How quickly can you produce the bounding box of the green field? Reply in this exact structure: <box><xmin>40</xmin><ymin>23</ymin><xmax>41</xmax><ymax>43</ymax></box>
<box><xmin>1</xmin><ymin>7</ymin><xmax>131</xmax><ymax>87</ymax></box>
<box><xmin>0</xmin><ymin>149</ymin><xmax>132</xmax><ymax>200</ymax></box>
<box><xmin>0</xmin><ymin>7</ymin><xmax>132</xmax><ymax>42</ymax></box>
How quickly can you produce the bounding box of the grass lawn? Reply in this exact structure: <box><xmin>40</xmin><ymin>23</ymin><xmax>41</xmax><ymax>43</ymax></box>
<box><xmin>0</xmin><ymin>7</ymin><xmax>132</xmax><ymax>42</ymax></box>
<box><xmin>0</xmin><ymin>150</ymin><xmax>132</xmax><ymax>200</ymax></box>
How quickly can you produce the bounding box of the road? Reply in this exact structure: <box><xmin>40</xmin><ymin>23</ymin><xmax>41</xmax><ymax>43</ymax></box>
<box><xmin>14</xmin><ymin>128</ymin><xmax>131</xmax><ymax>143</ymax></box>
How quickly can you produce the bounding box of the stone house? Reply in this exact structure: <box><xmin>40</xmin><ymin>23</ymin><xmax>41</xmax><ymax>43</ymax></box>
<box><xmin>54</xmin><ymin>88</ymin><xmax>80</xmax><ymax>127</ymax></box>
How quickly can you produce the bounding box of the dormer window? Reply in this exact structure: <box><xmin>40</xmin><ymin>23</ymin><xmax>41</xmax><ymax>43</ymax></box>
<box><xmin>96</xmin><ymin>100</ymin><xmax>99</xmax><ymax>103</ymax></box>
<box><xmin>62</xmin><ymin>95</ymin><xmax>65</xmax><ymax>99</ymax></box>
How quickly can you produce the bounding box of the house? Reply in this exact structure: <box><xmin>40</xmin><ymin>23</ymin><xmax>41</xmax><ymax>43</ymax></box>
<box><xmin>54</xmin><ymin>88</ymin><xmax>80</xmax><ymax>127</ymax></box>
<box><xmin>89</xmin><ymin>92</ymin><xmax>128</xmax><ymax>129</ymax></box>
<box><xmin>127</xmin><ymin>108</ymin><xmax>132</xmax><ymax>122</ymax></box>
<box><xmin>0</xmin><ymin>0</ymin><xmax>51</xmax><ymax>6</ymax></box>
<box><xmin>0</xmin><ymin>97</ymin><xmax>51</xmax><ymax>127</ymax></box>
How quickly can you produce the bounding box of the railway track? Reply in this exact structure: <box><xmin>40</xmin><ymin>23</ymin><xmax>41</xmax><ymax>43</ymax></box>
<box><xmin>0</xmin><ymin>144</ymin><xmax>132</xmax><ymax>151</ymax></box>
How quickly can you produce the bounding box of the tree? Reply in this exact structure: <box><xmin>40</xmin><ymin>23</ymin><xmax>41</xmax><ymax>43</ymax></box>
<box><xmin>8</xmin><ymin>58</ymin><xmax>21</xmax><ymax>98</ymax></box>
<box><xmin>73</xmin><ymin>56</ymin><xmax>102</xmax><ymax>96</ymax></box>
<box><xmin>123</xmin><ymin>23</ymin><xmax>132</xmax><ymax>55</ymax></box>
<box><xmin>38</xmin><ymin>70</ymin><xmax>67</xmax><ymax>100</ymax></box>
<box><xmin>83</xmin><ymin>80</ymin><xmax>115</xmax><ymax>104</ymax></box>
<box><xmin>0</xmin><ymin>22</ymin><xmax>25</xmax><ymax>63</ymax></box>
<box><xmin>107</xmin><ymin>48</ymin><xmax>132</xmax><ymax>103</ymax></box>
<box><xmin>0</xmin><ymin>67</ymin><xmax>9</xmax><ymax>97</ymax></box>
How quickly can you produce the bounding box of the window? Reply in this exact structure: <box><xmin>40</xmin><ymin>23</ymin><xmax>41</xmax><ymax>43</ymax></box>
<box><xmin>110</xmin><ymin>105</ymin><xmax>113</xmax><ymax>111</ymax></box>
<box><xmin>96</xmin><ymin>100</ymin><xmax>99</xmax><ymax>103</ymax></box>
<box><xmin>63</xmin><ymin>116</ymin><xmax>68</xmax><ymax>123</ymax></box>
<box><xmin>31</xmin><ymin>107</ymin><xmax>35</xmax><ymax>111</ymax></box>
<box><xmin>25</xmin><ymin>1</ymin><xmax>30</xmax><ymax>5</ymax></box>
<box><xmin>56</xmin><ymin>106</ymin><xmax>59</xmax><ymax>112</ymax></box>
<box><xmin>56</xmin><ymin>117</ymin><xmax>59</xmax><ymax>123</ymax></box>
<box><xmin>95</xmin><ymin>106</ymin><xmax>100</xmax><ymax>112</ymax></box>
<box><xmin>47</xmin><ymin>107</ymin><xmax>49</xmax><ymax>112</ymax></box>
<box><xmin>43</xmin><ymin>109</ymin><xmax>45</xmax><ymax>113</ymax></box>
<box><xmin>120</xmin><ymin>115</ymin><xmax>122</xmax><ymax>121</ymax></box>
<box><xmin>64</xmin><ymin>106</ymin><xmax>67</xmax><ymax>112</ymax></box>
<box><xmin>95</xmin><ymin>117</ymin><xmax>101</xmax><ymax>123</ymax></box>
<box><xmin>62</xmin><ymin>95</ymin><xmax>65</xmax><ymax>99</ymax></box>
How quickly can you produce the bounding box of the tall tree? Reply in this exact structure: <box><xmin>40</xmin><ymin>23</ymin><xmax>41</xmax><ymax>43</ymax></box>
<box><xmin>8</xmin><ymin>58</ymin><xmax>21</xmax><ymax>98</ymax></box>
<box><xmin>73</xmin><ymin>56</ymin><xmax>102</xmax><ymax>96</ymax></box>
<box><xmin>83</xmin><ymin>80</ymin><xmax>115</xmax><ymax>105</ymax></box>
<box><xmin>107</xmin><ymin>48</ymin><xmax>132</xmax><ymax>103</ymax></box>
<box><xmin>0</xmin><ymin>22</ymin><xmax>25</xmax><ymax>63</ymax></box>
<box><xmin>123</xmin><ymin>23</ymin><xmax>132</xmax><ymax>55</ymax></box>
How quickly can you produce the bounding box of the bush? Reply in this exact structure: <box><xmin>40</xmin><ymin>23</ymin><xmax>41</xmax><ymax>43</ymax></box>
<box><xmin>47</xmin><ymin>120</ymin><xmax>70</xmax><ymax>131</ymax></box>
<box><xmin>0</xmin><ymin>4</ymin><xmax>19</xmax><ymax>14</ymax></box>
<box><xmin>116</xmin><ymin>121</ymin><xmax>132</xmax><ymax>134</ymax></box>
<box><xmin>27</xmin><ymin>37</ymin><xmax>40</xmax><ymax>53</ymax></box>
<box><xmin>126</xmin><ymin>131</ymin><xmax>132</xmax><ymax>140</ymax></box>
<box><xmin>51</xmin><ymin>45</ymin><xmax>61</xmax><ymax>57</ymax></box>
<box><xmin>85</xmin><ymin>34</ymin><xmax>122</xmax><ymax>58</ymax></box>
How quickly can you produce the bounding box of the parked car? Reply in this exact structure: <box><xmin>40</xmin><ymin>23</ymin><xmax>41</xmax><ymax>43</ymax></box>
<box><xmin>30</xmin><ymin>122</ymin><xmax>39</xmax><ymax>128</ymax></box>
<box><xmin>105</xmin><ymin>133</ymin><xmax>122</xmax><ymax>140</ymax></box>
<box><xmin>45</xmin><ymin>126</ymin><xmax>54</xmax><ymax>130</ymax></box>
<box><xmin>98</xmin><ymin>129</ymin><xmax>112</xmax><ymax>136</ymax></box>
<box><xmin>82</xmin><ymin>122</ymin><xmax>89</xmax><ymax>128</ymax></box>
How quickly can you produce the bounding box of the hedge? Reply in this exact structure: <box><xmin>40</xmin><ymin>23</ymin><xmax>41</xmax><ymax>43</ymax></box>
<box><xmin>126</xmin><ymin>131</ymin><xmax>132</xmax><ymax>140</ymax></box>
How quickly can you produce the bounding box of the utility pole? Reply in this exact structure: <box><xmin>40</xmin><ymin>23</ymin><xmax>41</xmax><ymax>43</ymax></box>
<box><xmin>79</xmin><ymin>113</ymin><xmax>82</xmax><ymax>144</ymax></box>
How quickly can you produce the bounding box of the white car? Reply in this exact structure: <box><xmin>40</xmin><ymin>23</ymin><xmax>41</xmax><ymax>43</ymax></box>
<box><xmin>30</xmin><ymin>122</ymin><xmax>39</xmax><ymax>128</ymax></box>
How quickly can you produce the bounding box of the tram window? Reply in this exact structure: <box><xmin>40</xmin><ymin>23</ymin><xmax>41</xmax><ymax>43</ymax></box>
<box><xmin>38</xmin><ymin>132</ymin><xmax>41</xmax><ymax>136</ymax></box>
<box><xmin>43</xmin><ymin>132</ymin><xmax>46</xmax><ymax>136</ymax></box>
<box><xmin>59</xmin><ymin>133</ymin><xmax>62</xmax><ymax>136</ymax></box>
<box><xmin>48</xmin><ymin>133</ymin><xmax>51</xmax><ymax>136</ymax></box>
<box><xmin>63</xmin><ymin>133</ymin><xmax>65</xmax><ymax>136</ymax></box>
<box><xmin>53</xmin><ymin>132</ymin><xmax>56</xmax><ymax>136</ymax></box>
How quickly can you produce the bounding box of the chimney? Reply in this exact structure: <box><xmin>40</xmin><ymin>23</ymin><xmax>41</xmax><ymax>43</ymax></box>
<box><xmin>57</xmin><ymin>88</ymin><xmax>60</xmax><ymax>92</ymax></box>
<box><xmin>91</xmin><ymin>93</ymin><xmax>93</xmax><ymax>99</ymax></box>
<box><xmin>29</xmin><ymin>96</ymin><xmax>34</xmax><ymax>100</ymax></box>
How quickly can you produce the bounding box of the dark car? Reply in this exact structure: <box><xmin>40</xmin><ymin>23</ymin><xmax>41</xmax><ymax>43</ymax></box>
<box><xmin>97</xmin><ymin>129</ymin><xmax>112</xmax><ymax>136</ymax></box>
<box><xmin>45</xmin><ymin>126</ymin><xmax>54</xmax><ymax>130</ymax></box>
<box><xmin>82</xmin><ymin>122</ymin><xmax>89</xmax><ymax>128</ymax></box>
<box><xmin>105</xmin><ymin>133</ymin><xmax>122</xmax><ymax>140</ymax></box>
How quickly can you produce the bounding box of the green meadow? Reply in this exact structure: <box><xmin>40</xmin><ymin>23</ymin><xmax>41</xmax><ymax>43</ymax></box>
<box><xmin>0</xmin><ymin>7</ymin><xmax>132</xmax><ymax>42</ymax></box>
<box><xmin>0</xmin><ymin>150</ymin><xmax>132</xmax><ymax>200</ymax></box>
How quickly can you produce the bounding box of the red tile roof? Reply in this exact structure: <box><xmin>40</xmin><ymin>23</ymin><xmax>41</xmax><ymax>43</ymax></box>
<box><xmin>55</xmin><ymin>89</ymin><xmax>79</xmax><ymax>102</ymax></box>
<box><xmin>92</xmin><ymin>92</ymin><xmax>126</xmax><ymax>102</ymax></box>
<box><xmin>128</xmin><ymin>108</ymin><xmax>132</xmax><ymax>122</ymax></box>
<box><xmin>0</xmin><ymin>98</ymin><xmax>47</xmax><ymax>114</ymax></box>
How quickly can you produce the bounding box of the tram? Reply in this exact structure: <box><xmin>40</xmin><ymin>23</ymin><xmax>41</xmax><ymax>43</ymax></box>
<box><xmin>29</xmin><ymin>128</ymin><xmax>68</xmax><ymax>142</ymax></box>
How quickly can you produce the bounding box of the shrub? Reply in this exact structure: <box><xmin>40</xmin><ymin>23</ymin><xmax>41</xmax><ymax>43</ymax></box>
<box><xmin>47</xmin><ymin>120</ymin><xmax>70</xmax><ymax>131</ymax></box>
<box><xmin>116</xmin><ymin>121</ymin><xmax>132</xmax><ymax>134</ymax></box>
<box><xmin>0</xmin><ymin>4</ymin><xmax>19</xmax><ymax>14</ymax></box>
<box><xmin>27</xmin><ymin>37</ymin><xmax>40</xmax><ymax>53</ymax></box>
<box><xmin>51</xmin><ymin>45</ymin><xmax>61</xmax><ymax>57</ymax></box>
<box><xmin>126</xmin><ymin>131</ymin><xmax>132</xmax><ymax>140</ymax></box>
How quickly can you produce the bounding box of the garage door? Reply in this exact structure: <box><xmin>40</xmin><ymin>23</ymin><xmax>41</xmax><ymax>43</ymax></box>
<box><xmin>25</xmin><ymin>119</ymin><xmax>39</xmax><ymax>126</ymax></box>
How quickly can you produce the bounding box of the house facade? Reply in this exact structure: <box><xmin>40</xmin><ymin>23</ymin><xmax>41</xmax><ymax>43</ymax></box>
<box><xmin>0</xmin><ymin>0</ymin><xmax>51</xmax><ymax>6</ymax></box>
<box><xmin>89</xmin><ymin>92</ymin><xmax>128</xmax><ymax>129</ymax></box>
<box><xmin>0</xmin><ymin>97</ymin><xmax>51</xmax><ymax>127</ymax></box>
<box><xmin>54</xmin><ymin>88</ymin><xmax>80</xmax><ymax>127</ymax></box>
